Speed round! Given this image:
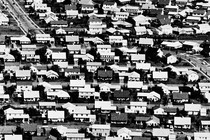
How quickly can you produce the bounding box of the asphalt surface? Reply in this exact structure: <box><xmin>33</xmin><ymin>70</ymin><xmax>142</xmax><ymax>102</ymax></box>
<box><xmin>1</xmin><ymin>0</ymin><xmax>44</xmax><ymax>34</ymax></box>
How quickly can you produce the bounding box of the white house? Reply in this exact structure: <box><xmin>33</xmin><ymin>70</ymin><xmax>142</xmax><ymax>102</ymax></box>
<box><xmin>47</xmin><ymin>110</ymin><xmax>64</xmax><ymax>122</ymax></box>
<box><xmin>51</xmin><ymin>52</ymin><xmax>67</xmax><ymax>62</ymax></box>
<box><xmin>130</xmin><ymin>54</ymin><xmax>145</xmax><ymax>63</ymax></box>
<box><xmin>97</xmin><ymin>45</ymin><xmax>111</xmax><ymax>53</ymax></box>
<box><xmin>159</xmin><ymin>25</ymin><xmax>173</xmax><ymax>35</ymax></box>
<box><xmin>86</xmin><ymin>62</ymin><xmax>102</xmax><ymax>72</ymax></box>
<box><xmin>73</xmin><ymin>106</ymin><xmax>96</xmax><ymax>123</ymax></box>
<box><xmin>23</xmin><ymin>91</ymin><xmax>40</xmax><ymax>102</ymax></box>
<box><xmin>0</xmin><ymin>13</ymin><xmax>9</xmax><ymax>25</ymax></box>
<box><xmin>198</xmin><ymin>82</ymin><xmax>210</xmax><ymax>93</ymax></box>
<box><xmin>184</xmin><ymin>103</ymin><xmax>201</xmax><ymax>115</ymax></box>
<box><xmin>153</xmin><ymin>128</ymin><xmax>170</xmax><ymax>140</ymax></box>
<box><xmin>89</xmin><ymin>124</ymin><xmax>110</xmax><ymax>137</ymax></box>
<box><xmin>5</xmin><ymin>135</ymin><xmax>22</xmax><ymax>140</ymax></box>
<box><xmin>78</xmin><ymin>84</ymin><xmax>96</xmax><ymax>99</ymax></box>
<box><xmin>127</xmin><ymin>81</ymin><xmax>143</xmax><ymax>89</ymax></box>
<box><xmin>194</xmin><ymin>132</ymin><xmax>210</xmax><ymax>140</ymax></box>
<box><xmin>95</xmin><ymin>101</ymin><xmax>117</xmax><ymax>113</ymax></box>
<box><xmin>186</xmin><ymin>70</ymin><xmax>199</xmax><ymax>82</ymax></box>
<box><xmin>137</xmin><ymin>91</ymin><xmax>160</xmax><ymax>102</ymax></box>
<box><xmin>4</xmin><ymin>108</ymin><xmax>29</xmax><ymax>122</ymax></box>
<box><xmin>134</xmin><ymin>26</ymin><xmax>147</xmax><ymax>35</ymax></box>
<box><xmin>102</xmin><ymin>1</ymin><xmax>118</xmax><ymax>13</ymax></box>
<box><xmin>109</xmin><ymin>36</ymin><xmax>123</xmax><ymax>44</ymax></box>
<box><xmin>167</xmin><ymin>55</ymin><xmax>178</xmax><ymax>64</ymax></box>
<box><xmin>125</xmin><ymin>101</ymin><xmax>147</xmax><ymax>114</ymax></box>
<box><xmin>133</xmin><ymin>15</ymin><xmax>150</xmax><ymax>26</ymax></box>
<box><xmin>154</xmin><ymin>107</ymin><xmax>166</xmax><ymax>115</ymax></box>
<box><xmin>152</xmin><ymin>71</ymin><xmax>168</xmax><ymax>81</ymax></box>
<box><xmin>112</xmin><ymin>11</ymin><xmax>129</xmax><ymax>21</ymax></box>
<box><xmin>174</xmin><ymin>117</ymin><xmax>191</xmax><ymax>129</ymax></box>
<box><xmin>69</xmin><ymin>80</ymin><xmax>85</xmax><ymax>90</ymax></box>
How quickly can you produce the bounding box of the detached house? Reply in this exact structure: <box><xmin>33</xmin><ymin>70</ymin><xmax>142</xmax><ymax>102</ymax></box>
<box><xmin>73</xmin><ymin>106</ymin><xmax>96</xmax><ymax>123</ymax></box>
<box><xmin>95</xmin><ymin>101</ymin><xmax>117</xmax><ymax>113</ymax></box>
<box><xmin>47</xmin><ymin>110</ymin><xmax>65</xmax><ymax>122</ymax></box>
<box><xmin>109</xmin><ymin>36</ymin><xmax>124</xmax><ymax>45</ymax></box>
<box><xmin>65</xmin><ymin>5</ymin><xmax>78</xmax><ymax>18</ymax></box>
<box><xmin>89</xmin><ymin>124</ymin><xmax>110</xmax><ymax>137</ymax></box>
<box><xmin>97</xmin><ymin>45</ymin><xmax>111</xmax><ymax>54</ymax></box>
<box><xmin>134</xmin><ymin>26</ymin><xmax>147</xmax><ymax>35</ymax></box>
<box><xmin>131</xmin><ymin>54</ymin><xmax>146</xmax><ymax>63</ymax></box>
<box><xmin>65</xmin><ymin>35</ymin><xmax>79</xmax><ymax>44</ymax></box>
<box><xmin>152</xmin><ymin>128</ymin><xmax>170</xmax><ymax>140</ymax></box>
<box><xmin>86</xmin><ymin>62</ymin><xmax>102</xmax><ymax>72</ymax></box>
<box><xmin>35</xmin><ymin>34</ymin><xmax>54</xmax><ymax>44</ymax></box>
<box><xmin>67</xmin><ymin>45</ymin><xmax>81</xmax><ymax>54</ymax></box>
<box><xmin>51</xmin><ymin>52</ymin><xmax>67</xmax><ymax>62</ymax></box>
<box><xmin>172</xmin><ymin>92</ymin><xmax>189</xmax><ymax>103</ymax></box>
<box><xmin>4</xmin><ymin>107</ymin><xmax>29</xmax><ymax>123</ymax></box>
<box><xmin>88</xmin><ymin>16</ymin><xmax>105</xmax><ymax>35</ymax></box>
<box><xmin>152</xmin><ymin>71</ymin><xmax>168</xmax><ymax>81</ymax></box>
<box><xmin>113</xmin><ymin>90</ymin><xmax>130</xmax><ymax>101</ymax></box>
<box><xmin>125</xmin><ymin>101</ymin><xmax>147</xmax><ymax>114</ymax></box>
<box><xmin>80</xmin><ymin>0</ymin><xmax>94</xmax><ymax>13</ymax></box>
<box><xmin>198</xmin><ymin>82</ymin><xmax>210</xmax><ymax>93</ymax></box>
<box><xmin>78</xmin><ymin>84</ymin><xmax>96</xmax><ymax>99</ymax></box>
<box><xmin>102</xmin><ymin>1</ymin><xmax>118</xmax><ymax>13</ymax></box>
<box><xmin>192</xmin><ymin>10</ymin><xmax>206</xmax><ymax>18</ymax></box>
<box><xmin>0</xmin><ymin>13</ymin><xmax>9</xmax><ymax>25</ymax></box>
<box><xmin>97</xmin><ymin>69</ymin><xmax>113</xmax><ymax>81</ymax></box>
<box><xmin>50</xmin><ymin>20</ymin><xmax>68</xmax><ymax>28</ymax></box>
<box><xmin>184</xmin><ymin>103</ymin><xmax>201</xmax><ymax>115</ymax></box>
<box><xmin>174</xmin><ymin>117</ymin><xmax>191</xmax><ymax>129</ymax></box>
<box><xmin>23</xmin><ymin>91</ymin><xmax>40</xmax><ymax>102</ymax></box>
<box><xmin>194</xmin><ymin>133</ymin><xmax>210</xmax><ymax>140</ymax></box>
<box><xmin>15</xmin><ymin>70</ymin><xmax>31</xmax><ymax>80</ymax></box>
<box><xmin>111</xmin><ymin>113</ymin><xmax>128</xmax><ymax>124</ymax></box>
<box><xmin>139</xmin><ymin>38</ymin><xmax>154</xmax><ymax>47</ymax></box>
<box><xmin>70</xmin><ymin>79</ymin><xmax>85</xmax><ymax>90</ymax></box>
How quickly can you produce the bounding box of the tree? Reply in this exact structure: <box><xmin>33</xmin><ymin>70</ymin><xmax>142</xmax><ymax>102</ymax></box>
<box><xmin>14</xmin><ymin>126</ymin><xmax>23</xmax><ymax>134</ymax></box>
<box><xmin>10</xmin><ymin>49</ymin><xmax>21</xmax><ymax>62</ymax></box>
<box><xmin>50</xmin><ymin>65</ymin><xmax>60</xmax><ymax>74</ymax></box>
<box><xmin>35</xmin><ymin>46</ymin><xmax>48</xmax><ymax>63</ymax></box>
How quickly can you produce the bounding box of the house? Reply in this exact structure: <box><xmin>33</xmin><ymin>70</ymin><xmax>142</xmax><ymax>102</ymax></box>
<box><xmin>95</xmin><ymin>101</ymin><xmax>117</xmax><ymax>113</ymax></box>
<box><xmin>134</xmin><ymin>26</ymin><xmax>147</xmax><ymax>36</ymax></box>
<box><xmin>70</xmin><ymin>80</ymin><xmax>85</xmax><ymax>90</ymax></box>
<box><xmin>47</xmin><ymin>110</ymin><xmax>64</xmax><ymax>122</ymax></box>
<box><xmin>65</xmin><ymin>5</ymin><xmax>78</xmax><ymax>18</ymax></box>
<box><xmin>184</xmin><ymin>103</ymin><xmax>201</xmax><ymax>115</ymax></box>
<box><xmin>135</xmin><ymin>0</ymin><xmax>151</xmax><ymax>5</ymax></box>
<box><xmin>201</xmin><ymin>120</ymin><xmax>210</xmax><ymax>130</ymax></box>
<box><xmin>102</xmin><ymin>1</ymin><xmax>118</xmax><ymax>13</ymax></box>
<box><xmin>139</xmin><ymin>38</ymin><xmax>154</xmax><ymax>47</ymax></box>
<box><xmin>65</xmin><ymin>35</ymin><xmax>79</xmax><ymax>44</ymax></box>
<box><xmin>5</xmin><ymin>135</ymin><xmax>22</xmax><ymax>140</ymax></box>
<box><xmin>182</xmin><ymin>41</ymin><xmax>200</xmax><ymax>51</ymax></box>
<box><xmin>113</xmin><ymin>90</ymin><xmax>130</xmax><ymax>101</ymax></box>
<box><xmin>133</xmin><ymin>15</ymin><xmax>150</xmax><ymax>26</ymax></box>
<box><xmin>97</xmin><ymin>70</ymin><xmax>113</xmax><ymax>81</ymax></box>
<box><xmin>51</xmin><ymin>52</ymin><xmax>67</xmax><ymax>62</ymax></box>
<box><xmin>152</xmin><ymin>128</ymin><xmax>170</xmax><ymax>140</ymax></box>
<box><xmin>146</xmin><ymin>116</ymin><xmax>160</xmax><ymax>126</ymax></box>
<box><xmin>0</xmin><ymin>13</ymin><xmax>9</xmax><ymax>25</ymax></box>
<box><xmin>78</xmin><ymin>84</ymin><xmax>96</xmax><ymax>99</ymax></box>
<box><xmin>117</xmin><ymin>127</ymin><xmax>132</xmax><ymax>139</ymax></box>
<box><xmin>125</xmin><ymin>101</ymin><xmax>147</xmax><ymax>114</ymax></box>
<box><xmin>111</xmin><ymin>113</ymin><xmax>128</xmax><ymax>124</ymax></box>
<box><xmin>131</xmin><ymin>54</ymin><xmax>145</xmax><ymax>63</ymax></box>
<box><xmin>157</xmin><ymin>0</ymin><xmax>170</xmax><ymax>7</ymax></box>
<box><xmin>137</xmin><ymin>91</ymin><xmax>160</xmax><ymax>102</ymax></box>
<box><xmin>44</xmin><ymin>12</ymin><xmax>58</xmax><ymax>24</ymax></box>
<box><xmin>97</xmin><ymin>45</ymin><xmax>111</xmax><ymax>54</ymax></box>
<box><xmin>192</xmin><ymin>10</ymin><xmax>206</xmax><ymax>17</ymax></box>
<box><xmin>10</xmin><ymin>36</ymin><xmax>31</xmax><ymax>44</ymax></box>
<box><xmin>174</xmin><ymin>117</ymin><xmax>191</xmax><ymax>129</ymax></box>
<box><xmin>73</xmin><ymin>106</ymin><xmax>96</xmax><ymax>122</ymax></box>
<box><xmin>65</xmin><ymin>67</ymin><xmax>81</xmax><ymax>79</ymax></box>
<box><xmin>100</xmin><ymin>51</ymin><xmax>115</xmax><ymax>62</ymax></box>
<box><xmin>152</xmin><ymin>71</ymin><xmax>168</xmax><ymax>81</ymax></box>
<box><xmin>157</xmin><ymin>15</ymin><xmax>171</xmax><ymax>25</ymax></box>
<box><xmin>50</xmin><ymin>20</ymin><xmax>68</xmax><ymax>28</ymax></box>
<box><xmin>23</xmin><ymin>91</ymin><xmax>40</xmax><ymax>102</ymax></box>
<box><xmin>159</xmin><ymin>25</ymin><xmax>173</xmax><ymax>35</ymax></box>
<box><xmin>15</xmin><ymin>70</ymin><xmax>31</xmax><ymax>80</ymax></box>
<box><xmin>185</xmin><ymin>16</ymin><xmax>201</xmax><ymax>25</ymax></box>
<box><xmin>172</xmin><ymin>92</ymin><xmax>189</xmax><ymax>103</ymax></box>
<box><xmin>112</xmin><ymin>11</ymin><xmax>129</xmax><ymax>21</ymax></box>
<box><xmin>127</xmin><ymin>81</ymin><xmax>143</xmax><ymax>89</ymax></box>
<box><xmin>198</xmin><ymin>82</ymin><xmax>210</xmax><ymax>93</ymax></box>
<box><xmin>109</xmin><ymin>36</ymin><xmax>123</xmax><ymax>45</ymax></box>
<box><xmin>86</xmin><ymin>62</ymin><xmax>102</xmax><ymax>72</ymax></box>
<box><xmin>128</xmin><ymin>71</ymin><xmax>140</xmax><ymax>81</ymax></box>
<box><xmin>21</xmin><ymin>51</ymin><xmax>40</xmax><ymax>62</ymax></box>
<box><xmin>16</xmin><ymin>81</ymin><xmax>33</xmax><ymax>94</ymax></box>
<box><xmin>4</xmin><ymin>107</ymin><xmax>29</xmax><ymax>122</ymax></box>
<box><xmin>135</xmin><ymin>116</ymin><xmax>150</xmax><ymax>126</ymax></box>
<box><xmin>166</xmin><ymin>55</ymin><xmax>178</xmax><ymax>64</ymax></box>
<box><xmin>0</xmin><ymin>126</ymin><xmax>17</xmax><ymax>136</ymax></box>
<box><xmin>194</xmin><ymin>133</ymin><xmax>210</xmax><ymax>140</ymax></box>
<box><xmin>47</xmin><ymin>90</ymin><xmax>70</xmax><ymax>100</ymax></box>
<box><xmin>21</xmin><ymin>44</ymin><xmax>36</xmax><ymax>51</ymax></box>
<box><xmin>80</xmin><ymin>0</ymin><xmax>94</xmax><ymax>13</ymax></box>
<box><xmin>39</xmin><ymin>102</ymin><xmax>56</xmax><ymax>110</ymax></box>
<box><xmin>35</xmin><ymin>34</ymin><xmax>54</xmax><ymax>44</ymax></box>
<box><xmin>186</xmin><ymin>70</ymin><xmax>199</xmax><ymax>82</ymax></box>
<box><xmin>89</xmin><ymin>124</ymin><xmax>110</xmax><ymax>137</ymax></box>
<box><xmin>136</xmin><ymin>63</ymin><xmax>151</xmax><ymax>71</ymax></box>
<box><xmin>0</xmin><ymin>94</ymin><xmax>9</xmax><ymax>103</ymax></box>
<box><xmin>154</xmin><ymin>107</ymin><xmax>166</xmax><ymax>115</ymax></box>
<box><xmin>20</xmin><ymin>123</ymin><xmax>37</xmax><ymax>135</ymax></box>
<box><xmin>67</xmin><ymin>45</ymin><xmax>81</xmax><ymax>54</ymax></box>
<box><xmin>163</xmin><ymin>107</ymin><xmax>177</xmax><ymax>115</ymax></box>
<box><xmin>161</xmin><ymin>41</ymin><xmax>182</xmax><ymax>49</ymax></box>
<box><xmin>88</xmin><ymin>16</ymin><xmax>105</xmax><ymax>35</ymax></box>
<box><xmin>120</xmin><ymin>4</ymin><xmax>140</xmax><ymax>15</ymax></box>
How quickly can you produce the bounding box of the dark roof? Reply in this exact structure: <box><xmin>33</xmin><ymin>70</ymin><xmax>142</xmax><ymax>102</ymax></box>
<box><xmin>16</xmin><ymin>81</ymin><xmax>33</xmax><ymax>85</ymax></box>
<box><xmin>88</xmin><ymin>15</ymin><xmax>102</xmax><ymax>23</ymax></box>
<box><xmin>50</xmin><ymin>20</ymin><xmax>68</xmax><ymax>25</ymax></box>
<box><xmin>0</xmin><ymin>126</ymin><xmax>16</xmax><ymax>134</ymax></box>
<box><xmin>65</xmin><ymin>68</ymin><xmax>81</xmax><ymax>73</ymax></box>
<box><xmin>114</xmin><ymin>90</ymin><xmax>130</xmax><ymax>98</ymax></box>
<box><xmin>133</xmin><ymin>136</ymin><xmax>152</xmax><ymax>140</ymax></box>
<box><xmin>149</xmin><ymin>9</ymin><xmax>162</xmax><ymax>16</ymax></box>
<box><xmin>173</xmin><ymin>92</ymin><xmax>189</xmax><ymax>100</ymax></box>
<box><xmin>82</xmin><ymin>4</ymin><xmax>94</xmax><ymax>8</ymax></box>
<box><xmin>179</xmin><ymin>86</ymin><xmax>192</xmax><ymax>92</ymax></box>
<box><xmin>32</xmin><ymin>136</ymin><xmax>48</xmax><ymax>140</ymax></box>
<box><xmin>164</xmin><ymin>107</ymin><xmax>177</xmax><ymax>113</ymax></box>
<box><xmin>111</xmin><ymin>113</ymin><xmax>128</xmax><ymax>122</ymax></box>
<box><xmin>63</xmin><ymin>27</ymin><xmax>86</xmax><ymax>32</ymax></box>
<box><xmin>135</xmin><ymin>116</ymin><xmax>150</xmax><ymax>121</ymax></box>
<box><xmin>193</xmin><ymin>10</ymin><xmax>206</xmax><ymax>15</ymax></box>
<box><xmin>158</xmin><ymin>0</ymin><xmax>170</xmax><ymax>5</ymax></box>
<box><xmin>65</xmin><ymin>5</ymin><xmax>77</xmax><ymax>10</ymax></box>
<box><xmin>97</xmin><ymin>70</ymin><xmax>113</xmax><ymax>78</ymax></box>
<box><xmin>20</xmin><ymin>123</ymin><xmax>37</xmax><ymax>132</ymax></box>
<box><xmin>34</xmin><ymin>65</ymin><xmax>48</xmax><ymax>70</ymax></box>
<box><xmin>104</xmin><ymin>1</ymin><xmax>115</xmax><ymax>5</ymax></box>
<box><xmin>159</xmin><ymin>18</ymin><xmax>171</xmax><ymax>25</ymax></box>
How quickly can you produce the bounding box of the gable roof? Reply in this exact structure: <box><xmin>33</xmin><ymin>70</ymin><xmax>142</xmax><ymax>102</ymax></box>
<box><xmin>152</xmin><ymin>71</ymin><xmax>168</xmax><ymax>79</ymax></box>
<box><xmin>184</xmin><ymin>104</ymin><xmax>201</xmax><ymax>112</ymax></box>
<box><xmin>174</xmin><ymin>117</ymin><xmax>191</xmax><ymax>125</ymax></box>
<box><xmin>23</xmin><ymin>91</ymin><xmax>40</xmax><ymax>99</ymax></box>
<box><xmin>152</xmin><ymin>128</ymin><xmax>170</xmax><ymax>137</ymax></box>
<box><xmin>97</xmin><ymin>70</ymin><xmax>113</xmax><ymax>78</ymax></box>
<box><xmin>65</xmin><ymin>36</ymin><xmax>79</xmax><ymax>42</ymax></box>
<box><xmin>131</xmin><ymin>54</ymin><xmax>145</xmax><ymax>61</ymax></box>
<box><xmin>111</xmin><ymin>113</ymin><xmax>128</xmax><ymax>122</ymax></box>
<box><xmin>20</xmin><ymin>123</ymin><xmax>37</xmax><ymax>132</ymax></box>
<box><xmin>173</xmin><ymin>92</ymin><xmax>189</xmax><ymax>100</ymax></box>
<box><xmin>0</xmin><ymin>126</ymin><xmax>16</xmax><ymax>134</ymax></box>
<box><xmin>15</xmin><ymin>70</ymin><xmax>31</xmax><ymax>77</ymax></box>
<box><xmin>5</xmin><ymin>135</ymin><xmax>22</xmax><ymax>140</ymax></box>
<box><xmin>114</xmin><ymin>90</ymin><xmax>130</xmax><ymax>98</ymax></box>
<box><xmin>48</xmin><ymin>110</ymin><xmax>64</xmax><ymax>119</ymax></box>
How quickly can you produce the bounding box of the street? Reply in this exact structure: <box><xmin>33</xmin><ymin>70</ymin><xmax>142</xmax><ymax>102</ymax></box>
<box><xmin>1</xmin><ymin>0</ymin><xmax>44</xmax><ymax>34</ymax></box>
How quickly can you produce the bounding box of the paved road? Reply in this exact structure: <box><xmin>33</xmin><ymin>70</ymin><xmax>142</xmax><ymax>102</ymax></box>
<box><xmin>2</xmin><ymin>0</ymin><xmax>44</xmax><ymax>34</ymax></box>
